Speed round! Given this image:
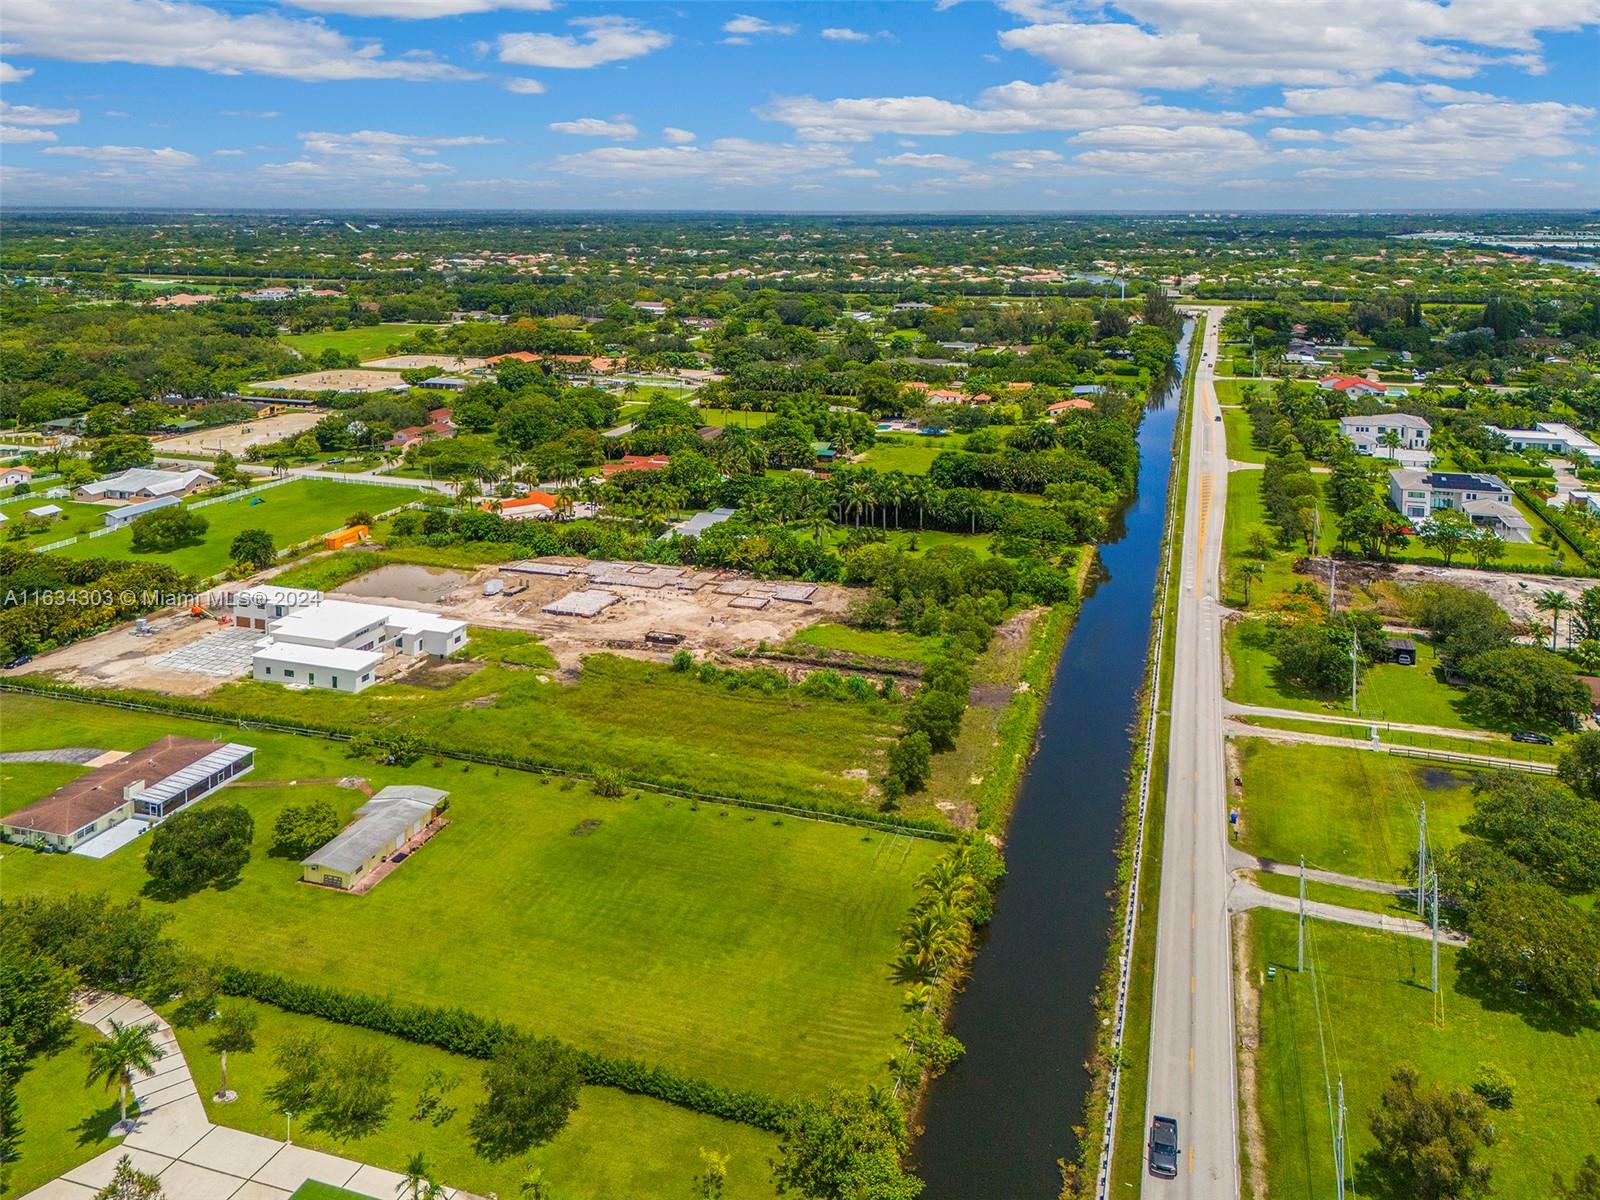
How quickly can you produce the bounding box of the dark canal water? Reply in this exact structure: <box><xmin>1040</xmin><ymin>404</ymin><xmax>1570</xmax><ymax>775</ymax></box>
<box><xmin>913</xmin><ymin>321</ymin><xmax>1193</xmax><ymax>1199</ymax></box>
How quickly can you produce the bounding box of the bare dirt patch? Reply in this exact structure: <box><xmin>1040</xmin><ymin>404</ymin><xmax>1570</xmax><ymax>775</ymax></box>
<box><xmin>362</xmin><ymin>354</ymin><xmax>488</xmax><ymax>371</ymax></box>
<box><xmin>1312</xmin><ymin>556</ymin><xmax>1594</xmax><ymax>626</ymax></box>
<box><xmin>155</xmin><ymin>411</ymin><xmax>322</xmax><ymax>456</ymax></box>
<box><xmin>1234</xmin><ymin>912</ymin><xmax>1268</xmax><ymax>1200</ymax></box>
<box><xmin>250</xmin><ymin>369</ymin><xmax>407</xmax><ymax>393</ymax></box>
<box><xmin>333</xmin><ymin>557</ymin><xmax>856</xmax><ymax>671</ymax></box>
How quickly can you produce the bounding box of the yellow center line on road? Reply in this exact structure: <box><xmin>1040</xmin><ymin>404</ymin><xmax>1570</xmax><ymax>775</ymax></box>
<box><xmin>1190</xmin><ymin>974</ymin><xmax>1196</xmax><ymax>994</ymax></box>
<box><xmin>1189</xmin><ymin>1046</ymin><xmax>1195</xmax><ymax>1073</ymax></box>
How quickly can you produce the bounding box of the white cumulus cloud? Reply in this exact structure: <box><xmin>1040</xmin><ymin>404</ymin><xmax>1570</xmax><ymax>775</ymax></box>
<box><xmin>504</xmin><ymin>77</ymin><xmax>546</xmax><ymax>94</ymax></box>
<box><xmin>42</xmin><ymin>144</ymin><xmax>199</xmax><ymax>166</ymax></box>
<box><xmin>496</xmin><ymin>16</ymin><xmax>670</xmax><ymax>69</ymax></box>
<box><xmin>3</xmin><ymin>0</ymin><xmax>479</xmax><ymax>81</ymax></box>
<box><xmin>555</xmin><ymin>137</ymin><xmax>850</xmax><ymax>183</ymax></box>
<box><xmin>0</xmin><ymin>61</ymin><xmax>34</xmax><ymax>83</ymax></box>
<box><xmin>662</xmin><ymin>127</ymin><xmax>695</xmax><ymax>144</ymax></box>
<box><xmin>877</xmin><ymin>151</ymin><xmax>974</xmax><ymax>170</ymax></box>
<box><xmin>284</xmin><ymin>0</ymin><xmax>556</xmax><ymax>15</ymax></box>
<box><xmin>549</xmin><ymin>117</ymin><xmax>637</xmax><ymax>139</ymax></box>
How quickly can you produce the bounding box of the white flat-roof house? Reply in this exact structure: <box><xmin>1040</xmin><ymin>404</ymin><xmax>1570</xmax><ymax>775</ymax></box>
<box><xmin>1388</xmin><ymin>469</ymin><xmax>1533</xmax><ymax>542</ymax></box>
<box><xmin>232</xmin><ymin>585</ymin><xmax>323</xmax><ymax>631</ymax></box>
<box><xmin>1337</xmin><ymin>413</ymin><xmax>1432</xmax><ymax>462</ymax></box>
<box><xmin>246</xmin><ymin>590</ymin><xmax>467</xmax><ymax>693</ymax></box>
<box><xmin>77</xmin><ymin>467</ymin><xmax>217</xmax><ymax>503</ymax></box>
<box><xmin>251</xmin><ymin>642</ymin><xmax>383</xmax><ymax>693</ymax></box>
<box><xmin>1483</xmin><ymin>422</ymin><xmax>1600</xmax><ymax>466</ymax></box>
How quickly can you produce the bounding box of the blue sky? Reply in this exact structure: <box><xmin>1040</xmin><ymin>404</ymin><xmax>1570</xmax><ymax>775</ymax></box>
<box><xmin>1</xmin><ymin>0</ymin><xmax>1597</xmax><ymax>210</ymax></box>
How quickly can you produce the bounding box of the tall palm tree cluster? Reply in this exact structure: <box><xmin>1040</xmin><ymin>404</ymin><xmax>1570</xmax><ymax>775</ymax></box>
<box><xmin>894</xmin><ymin>847</ymin><xmax>988</xmax><ymax>997</ymax></box>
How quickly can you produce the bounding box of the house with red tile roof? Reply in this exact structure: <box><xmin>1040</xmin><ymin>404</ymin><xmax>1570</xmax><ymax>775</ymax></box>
<box><xmin>1318</xmin><ymin>374</ymin><xmax>1385</xmax><ymax>397</ymax></box>
<box><xmin>602</xmin><ymin>455</ymin><xmax>670</xmax><ymax>477</ymax></box>
<box><xmin>481</xmin><ymin>491</ymin><xmax>560</xmax><ymax>518</ymax></box>
<box><xmin>1047</xmin><ymin>398</ymin><xmax>1096</xmax><ymax>415</ymax></box>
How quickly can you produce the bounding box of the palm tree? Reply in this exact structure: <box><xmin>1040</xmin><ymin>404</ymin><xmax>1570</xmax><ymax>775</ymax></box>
<box><xmin>207</xmin><ymin>1006</ymin><xmax>256</xmax><ymax>1103</ymax></box>
<box><xmin>1537</xmin><ymin>589</ymin><xmax>1572</xmax><ymax>651</ymax></box>
<box><xmin>85</xmin><ymin>1019</ymin><xmax>164</xmax><ymax>1135</ymax></box>
<box><xmin>398</xmin><ymin>1154</ymin><xmax>444</xmax><ymax>1200</ymax></box>
<box><xmin>1381</xmin><ymin>428</ymin><xmax>1401</xmax><ymax>461</ymax></box>
<box><xmin>906</xmin><ymin>476</ymin><xmax>933</xmax><ymax>531</ymax></box>
<box><xmin>1235</xmin><ymin>560</ymin><xmax>1264</xmax><ymax>606</ymax></box>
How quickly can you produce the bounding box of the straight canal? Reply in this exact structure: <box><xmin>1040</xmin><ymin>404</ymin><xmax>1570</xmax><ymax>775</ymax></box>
<box><xmin>914</xmin><ymin>320</ymin><xmax>1193</xmax><ymax>1198</ymax></box>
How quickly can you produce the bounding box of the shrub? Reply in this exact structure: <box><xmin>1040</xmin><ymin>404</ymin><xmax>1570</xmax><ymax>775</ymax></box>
<box><xmin>1471</xmin><ymin>1063</ymin><xmax>1516</xmax><ymax>1110</ymax></box>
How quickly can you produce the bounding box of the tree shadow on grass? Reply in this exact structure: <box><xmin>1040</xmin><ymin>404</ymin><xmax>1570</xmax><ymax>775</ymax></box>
<box><xmin>1452</xmin><ymin>954</ymin><xmax>1600</xmax><ymax>1037</ymax></box>
<box><xmin>71</xmin><ymin>1099</ymin><xmax>130</xmax><ymax>1149</ymax></box>
<box><xmin>140</xmin><ymin>870</ymin><xmax>246</xmax><ymax>903</ymax></box>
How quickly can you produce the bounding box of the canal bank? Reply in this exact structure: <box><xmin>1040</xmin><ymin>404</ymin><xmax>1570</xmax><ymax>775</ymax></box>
<box><xmin>912</xmin><ymin>321</ymin><xmax>1194</xmax><ymax>1199</ymax></box>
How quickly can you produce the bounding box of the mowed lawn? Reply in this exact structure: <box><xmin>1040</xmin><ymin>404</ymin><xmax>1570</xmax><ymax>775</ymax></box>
<box><xmin>856</xmin><ymin>433</ymin><xmax>969</xmax><ymax>476</ymax></box>
<box><xmin>1</xmin><ymin>695</ymin><xmax>938</xmax><ymax>1099</ymax></box>
<box><xmin>279</xmin><ymin>324</ymin><xmax>440</xmax><ymax>361</ymax></box>
<box><xmin>4</xmin><ymin>1024</ymin><xmax>128</xmax><ymax>1199</ymax></box>
<box><xmin>52</xmin><ymin>480</ymin><xmax>420</xmax><ymax>577</ymax></box>
<box><xmin>177</xmin><ymin>1002</ymin><xmax>781</xmax><ymax>1200</ymax></box>
<box><xmin>789</xmin><ymin>622</ymin><xmax>945</xmax><ymax>664</ymax></box>
<box><xmin>1233</xmin><ymin>740</ymin><xmax>1480</xmax><ymax>881</ymax></box>
<box><xmin>0</xmin><ymin>494</ymin><xmax>108</xmax><ymax>547</ymax></box>
<box><xmin>200</xmin><ymin>650</ymin><xmax>897</xmax><ymax>806</ymax></box>
<box><xmin>1247</xmin><ymin>910</ymin><xmax>1600</xmax><ymax>1200</ymax></box>
<box><xmin>1226</xmin><ymin>624</ymin><xmax>1574</xmax><ymax>740</ymax></box>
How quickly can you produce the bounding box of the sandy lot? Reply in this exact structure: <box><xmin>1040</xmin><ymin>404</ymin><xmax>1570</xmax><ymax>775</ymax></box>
<box><xmin>1320</xmin><ymin>556</ymin><xmax>1596</xmax><ymax>627</ymax></box>
<box><xmin>14</xmin><ymin>558</ymin><xmax>854</xmax><ymax>694</ymax></box>
<box><xmin>155</xmin><ymin>411</ymin><xmax>323</xmax><ymax>456</ymax></box>
<box><xmin>361</xmin><ymin>354</ymin><xmax>488</xmax><ymax>371</ymax></box>
<box><xmin>332</xmin><ymin>558</ymin><xmax>853</xmax><ymax>671</ymax></box>
<box><xmin>250</xmin><ymin>369</ymin><xmax>408</xmax><ymax>393</ymax></box>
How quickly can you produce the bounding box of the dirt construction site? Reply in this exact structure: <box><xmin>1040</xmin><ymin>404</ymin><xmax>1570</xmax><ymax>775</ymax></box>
<box><xmin>1314</xmin><ymin>556</ymin><xmax>1596</xmax><ymax>627</ymax></box>
<box><xmin>12</xmin><ymin>557</ymin><xmax>854</xmax><ymax>694</ymax></box>
<box><xmin>350</xmin><ymin>557</ymin><xmax>854</xmax><ymax>671</ymax></box>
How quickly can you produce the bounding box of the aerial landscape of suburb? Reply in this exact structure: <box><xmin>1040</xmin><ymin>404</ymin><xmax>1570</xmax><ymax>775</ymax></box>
<box><xmin>0</xmin><ymin>3</ymin><xmax>1597</xmax><ymax>1200</ymax></box>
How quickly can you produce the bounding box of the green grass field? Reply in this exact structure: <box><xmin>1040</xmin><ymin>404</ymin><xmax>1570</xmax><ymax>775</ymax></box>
<box><xmin>289</xmin><ymin>1185</ymin><xmax>372</xmax><ymax>1200</ymax></box>
<box><xmin>1233</xmin><ymin>740</ymin><xmax>1479</xmax><ymax>881</ymax></box>
<box><xmin>1221</xmin><ymin>470</ymin><xmax>1338</xmax><ymax>604</ymax></box>
<box><xmin>1246</xmin><ymin>910</ymin><xmax>1600</xmax><ymax>1200</ymax></box>
<box><xmin>279</xmin><ymin>325</ymin><xmax>441</xmax><ymax>362</ymax></box>
<box><xmin>1238</xmin><ymin>715</ymin><xmax>1561</xmax><ymax>765</ymax></box>
<box><xmin>198</xmin><ymin>647</ymin><xmax>897</xmax><ymax>807</ymax></box>
<box><xmin>4</xmin><ymin>1025</ymin><xmax>128</xmax><ymax>1198</ymax></box>
<box><xmin>856</xmin><ymin>434</ymin><xmax>967</xmax><ymax>476</ymax></box>
<box><xmin>179</xmin><ymin>1002</ymin><xmax>781</xmax><ymax>1200</ymax></box>
<box><xmin>51</xmin><ymin>480</ymin><xmax>420</xmax><ymax>577</ymax></box>
<box><xmin>2</xmin><ymin>695</ymin><xmax>937</xmax><ymax>1099</ymax></box>
<box><xmin>691</xmin><ymin>408</ymin><xmax>773</xmax><ymax>429</ymax></box>
<box><xmin>1225</xmin><ymin>623</ymin><xmax>1573</xmax><ymax>740</ymax></box>
<box><xmin>1250</xmin><ymin>870</ymin><xmax>1411</xmax><ymax>918</ymax></box>
<box><xmin>0</xmin><ymin>495</ymin><xmax>110</xmax><ymax>548</ymax></box>
<box><xmin>1220</xmin><ymin>406</ymin><xmax>1267</xmax><ymax>465</ymax></box>
<box><xmin>788</xmin><ymin>622</ymin><xmax>945</xmax><ymax>664</ymax></box>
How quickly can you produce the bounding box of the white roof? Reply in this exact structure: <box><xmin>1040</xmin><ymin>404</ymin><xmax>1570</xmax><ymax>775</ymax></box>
<box><xmin>136</xmin><ymin>743</ymin><xmax>255</xmax><ymax>808</ymax></box>
<box><xmin>253</xmin><ymin>641</ymin><xmax>384</xmax><ymax>672</ymax></box>
<box><xmin>79</xmin><ymin>467</ymin><xmax>215</xmax><ymax>497</ymax></box>
<box><xmin>28</xmin><ymin>504</ymin><xmax>62</xmax><ymax>516</ymax></box>
<box><xmin>385</xmin><ymin>608</ymin><xmax>466</xmax><ymax>636</ymax></box>
<box><xmin>300</xmin><ymin>785</ymin><xmax>447</xmax><ymax>875</ymax></box>
<box><xmin>234</xmin><ymin>585</ymin><xmax>323</xmax><ymax>609</ymax></box>
<box><xmin>1338</xmin><ymin>413</ymin><xmax>1430</xmax><ymax>431</ymax></box>
<box><xmin>267</xmin><ymin>599</ymin><xmax>390</xmax><ymax>645</ymax></box>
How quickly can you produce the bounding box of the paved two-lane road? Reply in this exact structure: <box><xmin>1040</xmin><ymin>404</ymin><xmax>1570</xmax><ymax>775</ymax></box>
<box><xmin>1141</xmin><ymin>308</ymin><xmax>1239</xmax><ymax>1198</ymax></box>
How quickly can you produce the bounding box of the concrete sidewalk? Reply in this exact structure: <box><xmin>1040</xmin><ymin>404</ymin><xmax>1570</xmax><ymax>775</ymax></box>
<box><xmin>22</xmin><ymin>993</ymin><xmax>476</xmax><ymax>1200</ymax></box>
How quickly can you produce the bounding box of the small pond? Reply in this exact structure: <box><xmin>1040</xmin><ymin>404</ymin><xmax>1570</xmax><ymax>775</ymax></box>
<box><xmin>336</xmin><ymin>563</ymin><xmax>469</xmax><ymax>604</ymax></box>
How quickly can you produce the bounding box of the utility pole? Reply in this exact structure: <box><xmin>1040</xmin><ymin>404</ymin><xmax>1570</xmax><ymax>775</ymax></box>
<box><xmin>1349</xmin><ymin>627</ymin><xmax>1359</xmax><ymax>714</ymax></box>
<box><xmin>1430</xmin><ymin>870</ymin><xmax>1440</xmax><ymax>994</ymax></box>
<box><xmin>1298</xmin><ymin>856</ymin><xmax>1307</xmax><ymax>972</ymax></box>
<box><xmin>1328</xmin><ymin>556</ymin><xmax>1337</xmax><ymax>614</ymax></box>
<box><xmin>1417</xmin><ymin>800</ymin><xmax>1429</xmax><ymax>918</ymax></box>
<box><xmin>1334</xmin><ymin>1074</ymin><xmax>1348</xmax><ymax>1200</ymax></box>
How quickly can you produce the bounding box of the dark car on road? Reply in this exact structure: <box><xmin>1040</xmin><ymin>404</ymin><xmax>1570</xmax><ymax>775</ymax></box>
<box><xmin>1512</xmin><ymin>730</ymin><xmax>1554</xmax><ymax>744</ymax></box>
<box><xmin>1149</xmin><ymin>1114</ymin><xmax>1180</xmax><ymax>1178</ymax></box>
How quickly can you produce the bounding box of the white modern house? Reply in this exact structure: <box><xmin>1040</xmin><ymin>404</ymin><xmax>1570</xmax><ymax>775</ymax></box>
<box><xmin>244</xmin><ymin>590</ymin><xmax>467</xmax><ymax>693</ymax></box>
<box><xmin>1337</xmin><ymin>413</ymin><xmax>1432</xmax><ymax>463</ymax></box>
<box><xmin>232</xmin><ymin>585</ymin><xmax>323</xmax><ymax>630</ymax></box>
<box><xmin>1483</xmin><ymin>421</ymin><xmax>1600</xmax><ymax>466</ymax></box>
<box><xmin>1387</xmin><ymin>468</ymin><xmax>1533</xmax><ymax>542</ymax></box>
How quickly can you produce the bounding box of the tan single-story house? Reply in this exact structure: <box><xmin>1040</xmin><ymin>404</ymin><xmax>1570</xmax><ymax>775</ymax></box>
<box><xmin>300</xmin><ymin>785</ymin><xmax>448</xmax><ymax>890</ymax></box>
<box><xmin>0</xmin><ymin>736</ymin><xmax>255</xmax><ymax>852</ymax></box>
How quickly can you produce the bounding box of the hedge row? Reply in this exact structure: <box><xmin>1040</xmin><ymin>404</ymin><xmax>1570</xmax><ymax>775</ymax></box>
<box><xmin>1514</xmin><ymin>484</ymin><xmax>1600</xmax><ymax>566</ymax></box>
<box><xmin>215</xmin><ymin>965</ymin><xmax>796</xmax><ymax>1131</ymax></box>
<box><xmin>0</xmin><ymin>677</ymin><xmax>955</xmax><ymax>841</ymax></box>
